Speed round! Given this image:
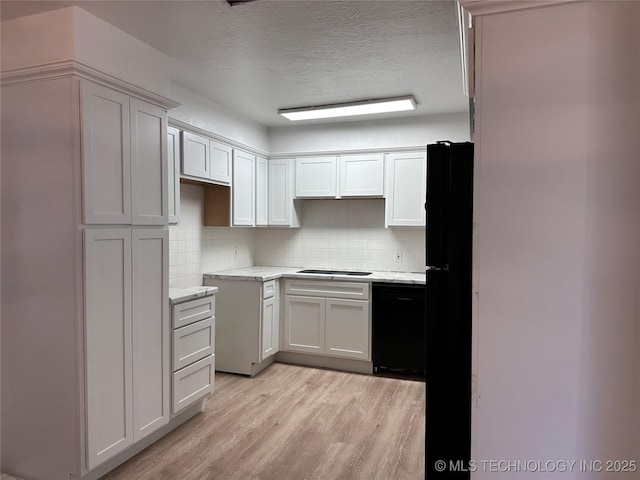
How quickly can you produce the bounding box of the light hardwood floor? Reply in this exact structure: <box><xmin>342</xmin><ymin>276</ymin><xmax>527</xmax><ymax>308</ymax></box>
<box><xmin>103</xmin><ymin>363</ymin><xmax>425</xmax><ymax>480</ymax></box>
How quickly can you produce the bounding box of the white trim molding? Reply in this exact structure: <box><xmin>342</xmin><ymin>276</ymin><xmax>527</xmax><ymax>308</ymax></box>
<box><xmin>457</xmin><ymin>0</ymin><xmax>582</xmax><ymax>96</ymax></box>
<box><xmin>0</xmin><ymin>59</ymin><xmax>180</xmax><ymax>110</ymax></box>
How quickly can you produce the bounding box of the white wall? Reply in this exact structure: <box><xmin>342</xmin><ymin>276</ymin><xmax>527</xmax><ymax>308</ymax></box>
<box><xmin>1</xmin><ymin>7</ymin><xmax>172</xmax><ymax>97</ymax></box>
<box><xmin>169</xmin><ymin>83</ymin><xmax>269</xmax><ymax>154</ymax></box>
<box><xmin>268</xmin><ymin>112</ymin><xmax>469</xmax><ymax>155</ymax></box>
<box><xmin>472</xmin><ymin>3</ymin><xmax>640</xmax><ymax>478</ymax></box>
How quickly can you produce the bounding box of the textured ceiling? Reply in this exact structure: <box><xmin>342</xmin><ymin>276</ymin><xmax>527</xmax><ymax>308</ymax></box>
<box><xmin>1</xmin><ymin>0</ymin><xmax>468</xmax><ymax>126</ymax></box>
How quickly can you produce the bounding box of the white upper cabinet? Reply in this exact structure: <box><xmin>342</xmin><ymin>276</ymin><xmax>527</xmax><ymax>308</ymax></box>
<box><xmin>268</xmin><ymin>158</ymin><xmax>301</xmax><ymax>227</ymax></box>
<box><xmin>232</xmin><ymin>149</ymin><xmax>256</xmax><ymax>226</ymax></box>
<box><xmin>182</xmin><ymin>134</ymin><xmax>232</xmax><ymax>186</ymax></box>
<box><xmin>182</xmin><ymin>131</ymin><xmax>210</xmax><ymax>179</ymax></box>
<box><xmin>385</xmin><ymin>151</ymin><xmax>427</xmax><ymax>227</ymax></box>
<box><xmin>167</xmin><ymin>126</ymin><xmax>181</xmax><ymax>224</ymax></box>
<box><xmin>210</xmin><ymin>139</ymin><xmax>232</xmax><ymax>185</ymax></box>
<box><xmin>255</xmin><ymin>155</ymin><xmax>268</xmax><ymax>226</ymax></box>
<box><xmin>295</xmin><ymin>156</ymin><xmax>338</xmax><ymax>198</ymax></box>
<box><xmin>338</xmin><ymin>153</ymin><xmax>384</xmax><ymax>197</ymax></box>
<box><xmin>82</xmin><ymin>81</ymin><xmax>132</xmax><ymax>224</ymax></box>
<box><xmin>130</xmin><ymin>99</ymin><xmax>168</xmax><ymax>225</ymax></box>
<box><xmin>81</xmin><ymin>81</ymin><xmax>168</xmax><ymax>226</ymax></box>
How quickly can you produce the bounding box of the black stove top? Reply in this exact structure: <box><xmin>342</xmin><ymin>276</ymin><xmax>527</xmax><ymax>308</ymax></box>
<box><xmin>296</xmin><ymin>269</ymin><xmax>372</xmax><ymax>276</ymax></box>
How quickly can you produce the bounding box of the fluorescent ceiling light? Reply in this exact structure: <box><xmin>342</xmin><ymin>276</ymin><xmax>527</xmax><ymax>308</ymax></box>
<box><xmin>278</xmin><ymin>96</ymin><xmax>417</xmax><ymax>121</ymax></box>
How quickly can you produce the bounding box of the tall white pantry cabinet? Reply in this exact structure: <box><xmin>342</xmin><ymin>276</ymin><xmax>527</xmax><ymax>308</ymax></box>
<box><xmin>1</xmin><ymin>72</ymin><xmax>178</xmax><ymax>480</ymax></box>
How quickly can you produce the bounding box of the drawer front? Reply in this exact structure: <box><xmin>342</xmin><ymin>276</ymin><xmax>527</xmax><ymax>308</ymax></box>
<box><xmin>285</xmin><ymin>280</ymin><xmax>369</xmax><ymax>300</ymax></box>
<box><xmin>172</xmin><ymin>354</ymin><xmax>214</xmax><ymax>414</ymax></box>
<box><xmin>173</xmin><ymin>317</ymin><xmax>215</xmax><ymax>371</ymax></box>
<box><xmin>263</xmin><ymin>279</ymin><xmax>276</xmax><ymax>299</ymax></box>
<box><xmin>172</xmin><ymin>295</ymin><xmax>215</xmax><ymax>329</ymax></box>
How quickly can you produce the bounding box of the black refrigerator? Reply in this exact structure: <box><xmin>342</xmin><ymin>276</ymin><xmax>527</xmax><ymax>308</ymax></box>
<box><xmin>425</xmin><ymin>141</ymin><xmax>474</xmax><ymax>479</ymax></box>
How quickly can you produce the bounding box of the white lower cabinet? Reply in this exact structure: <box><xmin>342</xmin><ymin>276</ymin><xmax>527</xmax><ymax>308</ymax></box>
<box><xmin>205</xmin><ymin>278</ymin><xmax>279</xmax><ymax>375</ymax></box>
<box><xmin>283</xmin><ymin>280</ymin><xmax>370</xmax><ymax>360</ymax></box>
<box><xmin>84</xmin><ymin>228</ymin><xmax>169</xmax><ymax>470</ymax></box>
<box><xmin>170</xmin><ymin>295</ymin><xmax>215</xmax><ymax>414</ymax></box>
<box><xmin>283</xmin><ymin>295</ymin><xmax>325</xmax><ymax>354</ymax></box>
<box><xmin>261</xmin><ymin>294</ymin><xmax>279</xmax><ymax>358</ymax></box>
<box><xmin>325</xmin><ymin>299</ymin><xmax>370</xmax><ymax>359</ymax></box>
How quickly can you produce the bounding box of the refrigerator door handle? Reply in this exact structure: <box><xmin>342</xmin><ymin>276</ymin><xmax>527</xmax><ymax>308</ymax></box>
<box><xmin>426</xmin><ymin>265</ymin><xmax>448</xmax><ymax>271</ymax></box>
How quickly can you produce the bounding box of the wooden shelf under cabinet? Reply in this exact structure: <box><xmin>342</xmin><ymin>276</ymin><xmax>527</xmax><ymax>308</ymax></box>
<box><xmin>179</xmin><ymin>178</ymin><xmax>231</xmax><ymax>227</ymax></box>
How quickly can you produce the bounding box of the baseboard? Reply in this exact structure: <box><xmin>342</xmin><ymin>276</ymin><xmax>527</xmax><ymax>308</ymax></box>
<box><xmin>276</xmin><ymin>351</ymin><xmax>373</xmax><ymax>375</ymax></box>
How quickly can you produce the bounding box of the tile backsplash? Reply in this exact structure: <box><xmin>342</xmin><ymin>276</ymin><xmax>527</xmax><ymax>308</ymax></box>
<box><xmin>169</xmin><ymin>184</ymin><xmax>255</xmax><ymax>287</ymax></box>
<box><xmin>170</xmin><ymin>187</ymin><xmax>425</xmax><ymax>287</ymax></box>
<box><xmin>254</xmin><ymin>199</ymin><xmax>425</xmax><ymax>272</ymax></box>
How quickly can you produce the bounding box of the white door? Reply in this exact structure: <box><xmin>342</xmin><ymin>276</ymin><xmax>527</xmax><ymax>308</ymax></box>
<box><xmin>167</xmin><ymin>126</ymin><xmax>181</xmax><ymax>224</ymax></box>
<box><xmin>84</xmin><ymin>228</ymin><xmax>133</xmax><ymax>469</ymax></box>
<box><xmin>81</xmin><ymin>81</ymin><xmax>131</xmax><ymax>224</ymax></box>
<box><xmin>269</xmin><ymin>159</ymin><xmax>292</xmax><ymax>226</ymax></box>
<box><xmin>325</xmin><ymin>299</ymin><xmax>370</xmax><ymax>360</ymax></box>
<box><xmin>232</xmin><ymin>149</ymin><xmax>256</xmax><ymax>226</ymax></box>
<box><xmin>339</xmin><ymin>153</ymin><xmax>384</xmax><ymax>197</ymax></box>
<box><xmin>283</xmin><ymin>295</ymin><xmax>325</xmax><ymax>354</ymax></box>
<box><xmin>182</xmin><ymin>131</ymin><xmax>210</xmax><ymax>179</ymax></box>
<box><xmin>131</xmin><ymin>229</ymin><xmax>169</xmax><ymax>442</ymax></box>
<box><xmin>130</xmin><ymin>99</ymin><xmax>168</xmax><ymax>225</ymax></box>
<box><xmin>295</xmin><ymin>156</ymin><xmax>337</xmax><ymax>197</ymax></box>
<box><xmin>261</xmin><ymin>296</ymin><xmax>277</xmax><ymax>360</ymax></box>
<box><xmin>255</xmin><ymin>155</ymin><xmax>268</xmax><ymax>226</ymax></box>
<box><xmin>210</xmin><ymin>140</ymin><xmax>232</xmax><ymax>184</ymax></box>
<box><xmin>385</xmin><ymin>151</ymin><xmax>427</xmax><ymax>227</ymax></box>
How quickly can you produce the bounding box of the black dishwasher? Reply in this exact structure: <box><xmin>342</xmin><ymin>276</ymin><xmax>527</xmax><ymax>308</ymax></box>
<box><xmin>372</xmin><ymin>283</ymin><xmax>426</xmax><ymax>375</ymax></box>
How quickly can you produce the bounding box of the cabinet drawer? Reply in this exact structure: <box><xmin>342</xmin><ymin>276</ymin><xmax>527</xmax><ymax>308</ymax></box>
<box><xmin>263</xmin><ymin>279</ymin><xmax>276</xmax><ymax>299</ymax></box>
<box><xmin>172</xmin><ymin>354</ymin><xmax>214</xmax><ymax>414</ymax></box>
<box><xmin>285</xmin><ymin>280</ymin><xmax>369</xmax><ymax>300</ymax></box>
<box><xmin>173</xmin><ymin>317</ymin><xmax>215</xmax><ymax>371</ymax></box>
<box><xmin>172</xmin><ymin>295</ymin><xmax>214</xmax><ymax>329</ymax></box>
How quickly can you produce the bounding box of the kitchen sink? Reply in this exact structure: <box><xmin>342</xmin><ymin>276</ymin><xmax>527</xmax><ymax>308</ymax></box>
<box><xmin>297</xmin><ymin>269</ymin><xmax>372</xmax><ymax>276</ymax></box>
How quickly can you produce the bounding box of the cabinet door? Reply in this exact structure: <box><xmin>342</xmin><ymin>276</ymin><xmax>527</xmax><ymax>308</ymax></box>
<box><xmin>81</xmin><ymin>81</ymin><xmax>131</xmax><ymax>224</ymax></box>
<box><xmin>182</xmin><ymin>131</ymin><xmax>210</xmax><ymax>179</ymax></box>
<box><xmin>255</xmin><ymin>155</ymin><xmax>268</xmax><ymax>226</ymax></box>
<box><xmin>210</xmin><ymin>140</ymin><xmax>232</xmax><ymax>184</ymax></box>
<box><xmin>339</xmin><ymin>153</ymin><xmax>384</xmax><ymax>197</ymax></box>
<box><xmin>283</xmin><ymin>295</ymin><xmax>325</xmax><ymax>354</ymax></box>
<box><xmin>84</xmin><ymin>229</ymin><xmax>133</xmax><ymax>469</ymax></box>
<box><xmin>268</xmin><ymin>159</ymin><xmax>293</xmax><ymax>226</ymax></box>
<box><xmin>295</xmin><ymin>156</ymin><xmax>337</xmax><ymax>197</ymax></box>
<box><xmin>167</xmin><ymin>126</ymin><xmax>181</xmax><ymax>224</ymax></box>
<box><xmin>131</xmin><ymin>229</ymin><xmax>169</xmax><ymax>442</ymax></box>
<box><xmin>261</xmin><ymin>296</ymin><xmax>277</xmax><ymax>360</ymax></box>
<box><xmin>385</xmin><ymin>151</ymin><xmax>427</xmax><ymax>227</ymax></box>
<box><xmin>232</xmin><ymin>149</ymin><xmax>256</xmax><ymax>226</ymax></box>
<box><xmin>172</xmin><ymin>354</ymin><xmax>214</xmax><ymax>413</ymax></box>
<box><xmin>325</xmin><ymin>299</ymin><xmax>370</xmax><ymax>360</ymax></box>
<box><xmin>130</xmin><ymin>99</ymin><xmax>168</xmax><ymax>225</ymax></box>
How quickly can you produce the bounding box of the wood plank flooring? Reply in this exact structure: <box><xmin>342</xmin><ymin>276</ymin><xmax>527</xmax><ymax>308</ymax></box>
<box><xmin>102</xmin><ymin>363</ymin><xmax>425</xmax><ymax>480</ymax></box>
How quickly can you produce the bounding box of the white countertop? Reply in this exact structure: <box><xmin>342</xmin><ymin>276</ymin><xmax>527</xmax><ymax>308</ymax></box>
<box><xmin>202</xmin><ymin>266</ymin><xmax>425</xmax><ymax>285</ymax></box>
<box><xmin>169</xmin><ymin>285</ymin><xmax>218</xmax><ymax>304</ymax></box>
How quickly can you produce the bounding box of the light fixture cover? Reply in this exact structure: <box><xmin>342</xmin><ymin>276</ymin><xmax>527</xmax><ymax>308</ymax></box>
<box><xmin>278</xmin><ymin>96</ymin><xmax>417</xmax><ymax>121</ymax></box>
